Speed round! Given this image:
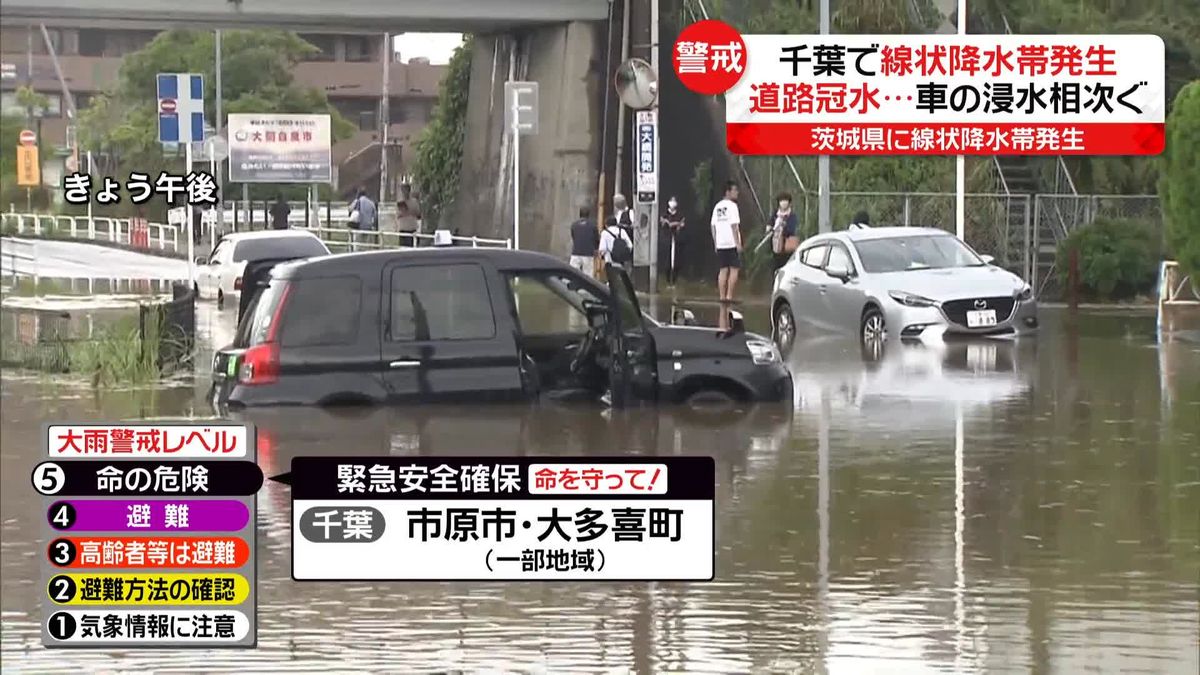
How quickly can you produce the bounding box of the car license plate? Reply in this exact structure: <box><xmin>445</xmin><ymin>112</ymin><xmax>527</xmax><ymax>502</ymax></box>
<box><xmin>966</xmin><ymin>309</ymin><xmax>997</xmax><ymax>327</ymax></box>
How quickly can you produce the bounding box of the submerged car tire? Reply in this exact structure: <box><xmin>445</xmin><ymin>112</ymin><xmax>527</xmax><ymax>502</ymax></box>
<box><xmin>684</xmin><ymin>388</ymin><xmax>738</xmax><ymax>410</ymax></box>
<box><xmin>773</xmin><ymin>300</ymin><xmax>796</xmax><ymax>352</ymax></box>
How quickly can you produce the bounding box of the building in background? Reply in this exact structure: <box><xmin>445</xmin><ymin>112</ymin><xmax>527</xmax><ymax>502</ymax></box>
<box><xmin>0</xmin><ymin>27</ymin><xmax>445</xmax><ymax>198</ymax></box>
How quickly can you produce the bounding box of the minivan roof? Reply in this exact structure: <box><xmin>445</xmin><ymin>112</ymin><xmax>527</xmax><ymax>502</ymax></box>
<box><xmin>270</xmin><ymin>247</ymin><xmax>573</xmax><ymax>279</ymax></box>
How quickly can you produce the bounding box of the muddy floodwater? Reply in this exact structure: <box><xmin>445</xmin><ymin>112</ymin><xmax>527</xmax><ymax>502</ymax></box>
<box><xmin>2</xmin><ymin>300</ymin><xmax>1198</xmax><ymax>673</ymax></box>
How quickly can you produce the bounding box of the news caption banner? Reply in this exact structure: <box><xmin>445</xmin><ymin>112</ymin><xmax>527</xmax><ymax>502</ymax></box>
<box><xmin>672</xmin><ymin>20</ymin><xmax>1166</xmax><ymax>155</ymax></box>
<box><xmin>283</xmin><ymin>457</ymin><xmax>715</xmax><ymax>581</ymax></box>
<box><xmin>33</xmin><ymin>424</ymin><xmax>262</xmax><ymax>647</ymax></box>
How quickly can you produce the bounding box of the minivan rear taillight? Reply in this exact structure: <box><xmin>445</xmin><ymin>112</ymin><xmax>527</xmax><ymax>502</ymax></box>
<box><xmin>238</xmin><ymin>282</ymin><xmax>291</xmax><ymax>385</ymax></box>
<box><xmin>239</xmin><ymin>343</ymin><xmax>279</xmax><ymax>384</ymax></box>
<box><xmin>234</xmin><ymin>276</ymin><xmax>242</xmax><ymax>290</ymax></box>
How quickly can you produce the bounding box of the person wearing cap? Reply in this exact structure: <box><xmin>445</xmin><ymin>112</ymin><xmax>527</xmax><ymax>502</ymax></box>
<box><xmin>850</xmin><ymin>210</ymin><xmax>871</xmax><ymax>228</ymax></box>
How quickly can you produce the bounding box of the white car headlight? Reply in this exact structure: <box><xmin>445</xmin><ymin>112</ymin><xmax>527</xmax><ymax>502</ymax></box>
<box><xmin>1016</xmin><ymin>284</ymin><xmax>1033</xmax><ymax>301</ymax></box>
<box><xmin>888</xmin><ymin>290</ymin><xmax>938</xmax><ymax>307</ymax></box>
<box><xmin>747</xmin><ymin>340</ymin><xmax>781</xmax><ymax>365</ymax></box>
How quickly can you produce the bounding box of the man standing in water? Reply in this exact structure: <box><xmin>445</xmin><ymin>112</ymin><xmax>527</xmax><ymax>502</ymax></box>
<box><xmin>710</xmin><ymin>180</ymin><xmax>742</xmax><ymax>329</ymax></box>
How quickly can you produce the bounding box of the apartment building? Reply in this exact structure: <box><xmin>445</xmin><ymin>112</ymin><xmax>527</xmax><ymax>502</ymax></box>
<box><xmin>0</xmin><ymin>26</ymin><xmax>446</xmax><ymax>196</ymax></box>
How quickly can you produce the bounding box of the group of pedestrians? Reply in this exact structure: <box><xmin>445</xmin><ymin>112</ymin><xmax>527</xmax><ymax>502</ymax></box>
<box><xmin>567</xmin><ymin>181</ymin><xmax>862</xmax><ymax>331</ymax></box>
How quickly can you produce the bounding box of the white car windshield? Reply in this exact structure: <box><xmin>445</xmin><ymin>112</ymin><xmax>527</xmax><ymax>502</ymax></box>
<box><xmin>853</xmin><ymin>235</ymin><xmax>984</xmax><ymax>273</ymax></box>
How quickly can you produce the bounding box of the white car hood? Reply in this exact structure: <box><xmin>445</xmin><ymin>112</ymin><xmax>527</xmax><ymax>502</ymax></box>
<box><xmin>871</xmin><ymin>265</ymin><xmax>1025</xmax><ymax>301</ymax></box>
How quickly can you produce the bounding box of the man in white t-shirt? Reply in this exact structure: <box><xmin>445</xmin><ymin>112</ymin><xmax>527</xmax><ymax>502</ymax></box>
<box><xmin>710</xmin><ymin>180</ymin><xmax>743</xmax><ymax>314</ymax></box>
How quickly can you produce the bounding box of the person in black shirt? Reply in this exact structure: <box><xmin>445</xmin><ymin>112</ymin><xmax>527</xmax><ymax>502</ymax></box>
<box><xmin>568</xmin><ymin>205</ymin><xmax>599</xmax><ymax>278</ymax></box>
<box><xmin>270</xmin><ymin>193</ymin><xmax>290</xmax><ymax>230</ymax></box>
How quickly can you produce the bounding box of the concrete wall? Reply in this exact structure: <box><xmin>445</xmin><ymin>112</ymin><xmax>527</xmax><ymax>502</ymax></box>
<box><xmin>451</xmin><ymin>22</ymin><xmax>604</xmax><ymax>254</ymax></box>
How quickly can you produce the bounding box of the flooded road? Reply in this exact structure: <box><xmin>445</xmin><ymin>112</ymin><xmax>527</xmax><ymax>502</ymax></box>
<box><xmin>2</xmin><ymin>301</ymin><xmax>1198</xmax><ymax>673</ymax></box>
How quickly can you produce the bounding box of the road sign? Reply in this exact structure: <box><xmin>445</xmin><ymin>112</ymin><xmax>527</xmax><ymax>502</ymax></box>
<box><xmin>17</xmin><ymin>145</ymin><xmax>39</xmax><ymax>186</ymax></box>
<box><xmin>504</xmin><ymin>81</ymin><xmax>538</xmax><ymax>136</ymax></box>
<box><xmin>19</xmin><ymin>129</ymin><xmax>36</xmax><ymax>146</ymax></box>
<box><xmin>635</xmin><ymin>109</ymin><xmax>657</xmax><ymax>202</ymax></box>
<box><xmin>156</xmin><ymin>73</ymin><xmax>205</xmax><ymax>145</ymax></box>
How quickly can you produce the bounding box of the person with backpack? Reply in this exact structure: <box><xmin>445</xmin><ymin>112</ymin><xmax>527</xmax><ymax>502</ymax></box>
<box><xmin>768</xmin><ymin>191</ymin><xmax>799</xmax><ymax>271</ymax></box>
<box><xmin>599</xmin><ymin>215</ymin><xmax>634</xmax><ymax>268</ymax></box>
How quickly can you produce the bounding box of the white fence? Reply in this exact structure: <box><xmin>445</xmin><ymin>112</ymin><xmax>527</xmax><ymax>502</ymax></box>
<box><xmin>2</xmin><ymin>210</ymin><xmax>512</xmax><ymax>257</ymax></box>
<box><xmin>1</xmin><ymin>212</ymin><xmax>182</xmax><ymax>254</ymax></box>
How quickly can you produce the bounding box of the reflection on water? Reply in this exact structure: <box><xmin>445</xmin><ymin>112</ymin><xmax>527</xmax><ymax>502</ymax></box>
<box><xmin>2</xmin><ymin>304</ymin><xmax>1198</xmax><ymax>672</ymax></box>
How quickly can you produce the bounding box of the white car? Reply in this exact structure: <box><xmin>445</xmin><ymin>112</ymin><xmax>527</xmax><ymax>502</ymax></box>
<box><xmin>194</xmin><ymin>230</ymin><xmax>330</xmax><ymax>307</ymax></box>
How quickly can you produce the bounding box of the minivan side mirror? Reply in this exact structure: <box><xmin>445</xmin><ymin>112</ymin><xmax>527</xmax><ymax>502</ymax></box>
<box><xmin>728</xmin><ymin>310</ymin><xmax>745</xmax><ymax>334</ymax></box>
<box><xmin>672</xmin><ymin>308</ymin><xmax>696</xmax><ymax>326</ymax></box>
<box><xmin>980</xmin><ymin>254</ymin><xmax>995</xmax><ymax>265</ymax></box>
<box><xmin>825</xmin><ymin>264</ymin><xmax>851</xmax><ymax>282</ymax></box>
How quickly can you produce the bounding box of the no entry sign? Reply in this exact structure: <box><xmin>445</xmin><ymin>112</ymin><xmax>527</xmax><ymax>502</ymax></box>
<box><xmin>19</xmin><ymin>129</ymin><xmax>36</xmax><ymax>145</ymax></box>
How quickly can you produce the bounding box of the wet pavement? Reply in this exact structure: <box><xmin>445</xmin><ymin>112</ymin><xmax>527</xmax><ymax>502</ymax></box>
<box><xmin>1</xmin><ymin>299</ymin><xmax>1198</xmax><ymax>673</ymax></box>
<box><xmin>1</xmin><ymin>238</ymin><xmax>189</xmax><ymax>280</ymax></box>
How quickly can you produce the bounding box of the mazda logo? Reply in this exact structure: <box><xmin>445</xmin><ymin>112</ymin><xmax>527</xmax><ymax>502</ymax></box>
<box><xmin>973</xmin><ymin>299</ymin><xmax>987</xmax><ymax>309</ymax></box>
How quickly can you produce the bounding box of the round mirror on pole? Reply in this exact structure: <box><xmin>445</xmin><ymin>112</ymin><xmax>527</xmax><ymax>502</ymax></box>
<box><xmin>614</xmin><ymin>57</ymin><xmax>658</xmax><ymax>109</ymax></box>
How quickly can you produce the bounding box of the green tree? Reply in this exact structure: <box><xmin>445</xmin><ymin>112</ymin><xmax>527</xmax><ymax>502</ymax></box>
<box><xmin>1160</xmin><ymin>79</ymin><xmax>1200</xmax><ymax>278</ymax></box>
<box><xmin>412</xmin><ymin>35</ymin><xmax>474</xmax><ymax>228</ymax></box>
<box><xmin>78</xmin><ymin>29</ymin><xmax>355</xmax><ymax>217</ymax></box>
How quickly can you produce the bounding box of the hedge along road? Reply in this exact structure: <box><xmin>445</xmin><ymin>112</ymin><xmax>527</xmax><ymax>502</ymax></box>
<box><xmin>0</xmin><ymin>238</ymin><xmax>189</xmax><ymax>281</ymax></box>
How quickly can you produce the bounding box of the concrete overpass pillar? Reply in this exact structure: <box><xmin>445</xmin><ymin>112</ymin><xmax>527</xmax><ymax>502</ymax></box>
<box><xmin>451</xmin><ymin>22</ymin><xmax>603</xmax><ymax>253</ymax></box>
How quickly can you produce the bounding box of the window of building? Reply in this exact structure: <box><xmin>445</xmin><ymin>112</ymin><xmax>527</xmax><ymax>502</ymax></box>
<box><xmin>0</xmin><ymin>91</ymin><xmax>62</xmax><ymax>118</ymax></box>
<box><xmin>299</xmin><ymin>34</ymin><xmax>336</xmax><ymax>62</ymax></box>
<box><xmin>358</xmin><ymin>110</ymin><xmax>377</xmax><ymax>131</ymax></box>
<box><xmin>279</xmin><ymin>276</ymin><xmax>363</xmax><ymax>347</ymax></box>
<box><xmin>344</xmin><ymin>36</ymin><xmax>374</xmax><ymax>62</ymax></box>
<box><xmin>389</xmin><ymin>264</ymin><xmax>496</xmax><ymax>342</ymax></box>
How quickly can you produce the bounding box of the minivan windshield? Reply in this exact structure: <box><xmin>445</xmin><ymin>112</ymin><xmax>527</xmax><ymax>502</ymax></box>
<box><xmin>232</xmin><ymin>236</ymin><xmax>329</xmax><ymax>262</ymax></box>
<box><xmin>852</xmin><ymin>234</ymin><xmax>984</xmax><ymax>273</ymax></box>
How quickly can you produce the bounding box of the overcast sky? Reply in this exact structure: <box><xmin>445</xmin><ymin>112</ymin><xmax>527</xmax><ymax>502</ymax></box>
<box><xmin>392</xmin><ymin>33</ymin><xmax>464</xmax><ymax>64</ymax></box>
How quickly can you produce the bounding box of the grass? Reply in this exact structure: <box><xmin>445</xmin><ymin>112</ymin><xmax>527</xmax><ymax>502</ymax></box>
<box><xmin>0</xmin><ymin>307</ymin><xmax>190</xmax><ymax>386</ymax></box>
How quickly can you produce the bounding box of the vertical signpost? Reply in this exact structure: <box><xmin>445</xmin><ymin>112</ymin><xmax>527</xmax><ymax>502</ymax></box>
<box><xmin>17</xmin><ymin>128</ymin><xmax>39</xmax><ymax>211</ymax></box>
<box><xmin>158</xmin><ymin>72</ymin><xmax>205</xmax><ymax>287</ymax></box>
<box><xmin>635</xmin><ymin>109</ymin><xmax>658</xmax><ymax>287</ymax></box>
<box><xmin>504</xmin><ymin>81</ymin><xmax>538</xmax><ymax>250</ymax></box>
<box><xmin>34</xmin><ymin>423</ymin><xmax>260</xmax><ymax>647</ymax></box>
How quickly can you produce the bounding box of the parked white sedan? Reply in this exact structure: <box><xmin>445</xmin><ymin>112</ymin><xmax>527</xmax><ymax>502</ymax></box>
<box><xmin>194</xmin><ymin>230</ymin><xmax>330</xmax><ymax>307</ymax></box>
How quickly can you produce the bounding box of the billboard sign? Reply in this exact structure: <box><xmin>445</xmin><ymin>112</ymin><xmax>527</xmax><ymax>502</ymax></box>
<box><xmin>227</xmin><ymin>114</ymin><xmax>332</xmax><ymax>183</ymax></box>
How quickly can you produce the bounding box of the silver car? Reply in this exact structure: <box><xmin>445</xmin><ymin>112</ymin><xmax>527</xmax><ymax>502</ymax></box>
<box><xmin>770</xmin><ymin>226</ymin><xmax>1038</xmax><ymax>351</ymax></box>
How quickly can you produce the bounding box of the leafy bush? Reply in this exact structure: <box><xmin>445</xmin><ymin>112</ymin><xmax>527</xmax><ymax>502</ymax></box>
<box><xmin>1056</xmin><ymin>217</ymin><xmax>1162</xmax><ymax>300</ymax></box>
<box><xmin>1161</xmin><ymin>79</ymin><xmax>1200</xmax><ymax>280</ymax></box>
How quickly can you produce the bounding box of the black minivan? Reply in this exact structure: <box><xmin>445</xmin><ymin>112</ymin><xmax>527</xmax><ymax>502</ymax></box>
<box><xmin>209</xmin><ymin>248</ymin><xmax>792</xmax><ymax>409</ymax></box>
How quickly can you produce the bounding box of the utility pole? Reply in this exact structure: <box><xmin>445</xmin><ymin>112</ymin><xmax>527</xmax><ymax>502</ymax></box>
<box><xmin>216</xmin><ymin>30</ymin><xmax>225</xmax><ymax>232</ymax></box>
<box><xmin>614</xmin><ymin>0</ymin><xmax>631</xmax><ymax>200</ymax></box>
<box><xmin>955</xmin><ymin>0</ymin><xmax>966</xmax><ymax>239</ymax></box>
<box><xmin>26</xmin><ymin>25</ymin><xmax>35</xmax><ymax>211</ymax></box>
<box><xmin>379</xmin><ymin>33</ymin><xmax>391</xmax><ymax>205</ymax></box>
<box><xmin>648</xmin><ymin>0</ymin><xmax>660</xmax><ymax>293</ymax></box>
<box><xmin>818</xmin><ymin>0</ymin><xmax>831</xmax><ymax>232</ymax></box>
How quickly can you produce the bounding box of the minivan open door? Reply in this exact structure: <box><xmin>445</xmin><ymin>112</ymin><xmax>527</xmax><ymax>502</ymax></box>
<box><xmin>604</xmin><ymin>264</ymin><xmax>657</xmax><ymax>407</ymax></box>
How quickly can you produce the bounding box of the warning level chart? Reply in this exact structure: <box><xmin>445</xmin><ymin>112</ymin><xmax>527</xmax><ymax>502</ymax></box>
<box><xmin>35</xmin><ymin>423</ymin><xmax>261</xmax><ymax>647</ymax></box>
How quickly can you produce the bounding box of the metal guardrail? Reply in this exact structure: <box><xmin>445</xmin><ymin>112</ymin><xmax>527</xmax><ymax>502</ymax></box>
<box><xmin>2</xmin><ymin>211</ymin><xmax>512</xmax><ymax>257</ymax></box>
